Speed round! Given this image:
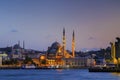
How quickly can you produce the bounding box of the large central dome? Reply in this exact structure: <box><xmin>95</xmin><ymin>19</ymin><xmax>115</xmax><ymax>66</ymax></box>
<box><xmin>47</xmin><ymin>41</ymin><xmax>62</xmax><ymax>59</ymax></box>
<box><xmin>51</xmin><ymin>42</ymin><xmax>61</xmax><ymax>49</ymax></box>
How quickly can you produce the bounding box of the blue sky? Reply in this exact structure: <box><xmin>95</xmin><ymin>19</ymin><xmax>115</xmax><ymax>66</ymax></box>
<box><xmin>0</xmin><ymin>0</ymin><xmax>120</xmax><ymax>51</ymax></box>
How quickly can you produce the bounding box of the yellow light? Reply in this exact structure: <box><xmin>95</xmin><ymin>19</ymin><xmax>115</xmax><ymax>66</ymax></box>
<box><xmin>114</xmin><ymin>59</ymin><xmax>118</xmax><ymax>64</ymax></box>
<box><xmin>40</xmin><ymin>56</ymin><xmax>45</xmax><ymax>60</ymax></box>
<box><xmin>93</xmin><ymin>61</ymin><xmax>96</xmax><ymax>65</ymax></box>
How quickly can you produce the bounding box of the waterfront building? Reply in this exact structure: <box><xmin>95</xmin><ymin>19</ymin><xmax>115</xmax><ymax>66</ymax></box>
<box><xmin>110</xmin><ymin>42</ymin><xmax>117</xmax><ymax>64</ymax></box>
<box><xmin>87</xmin><ymin>58</ymin><xmax>96</xmax><ymax>67</ymax></box>
<box><xmin>115</xmin><ymin>37</ymin><xmax>120</xmax><ymax>59</ymax></box>
<box><xmin>64</xmin><ymin>57</ymin><xmax>87</xmax><ymax>68</ymax></box>
<box><xmin>32</xmin><ymin>53</ymin><xmax>46</xmax><ymax>66</ymax></box>
<box><xmin>0</xmin><ymin>52</ymin><xmax>8</xmax><ymax>66</ymax></box>
<box><xmin>45</xmin><ymin>28</ymin><xmax>92</xmax><ymax>68</ymax></box>
<box><xmin>11</xmin><ymin>41</ymin><xmax>25</xmax><ymax>59</ymax></box>
<box><xmin>46</xmin><ymin>28</ymin><xmax>75</xmax><ymax>68</ymax></box>
<box><xmin>46</xmin><ymin>42</ymin><xmax>65</xmax><ymax>67</ymax></box>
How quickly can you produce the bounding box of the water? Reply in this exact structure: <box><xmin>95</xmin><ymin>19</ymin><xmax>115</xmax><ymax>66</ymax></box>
<box><xmin>0</xmin><ymin>69</ymin><xmax>120</xmax><ymax>80</ymax></box>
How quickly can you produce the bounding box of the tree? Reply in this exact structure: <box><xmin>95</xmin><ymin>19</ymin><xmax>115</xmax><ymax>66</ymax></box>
<box><xmin>23</xmin><ymin>56</ymin><xmax>33</xmax><ymax>64</ymax></box>
<box><xmin>2</xmin><ymin>59</ymin><xmax>18</xmax><ymax>65</ymax></box>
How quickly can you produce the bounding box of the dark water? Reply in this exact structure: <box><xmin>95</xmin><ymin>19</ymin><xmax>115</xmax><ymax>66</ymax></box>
<box><xmin>0</xmin><ymin>69</ymin><xmax>120</xmax><ymax>80</ymax></box>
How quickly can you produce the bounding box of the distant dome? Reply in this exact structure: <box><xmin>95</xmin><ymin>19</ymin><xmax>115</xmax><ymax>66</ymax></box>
<box><xmin>13</xmin><ymin>44</ymin><xmax>21</xmax><ymax>49</ymax></box>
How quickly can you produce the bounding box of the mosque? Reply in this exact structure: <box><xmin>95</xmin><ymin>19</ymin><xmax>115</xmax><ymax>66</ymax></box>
<box><xmin>45</xmin><ymin>28</ymin><xmax>75</xmax><ymax>68</ymax></box>
<box><xmin>39</xmin><ymin>28</ymin><xmax>94</xmax><ymax>68</ymax></box>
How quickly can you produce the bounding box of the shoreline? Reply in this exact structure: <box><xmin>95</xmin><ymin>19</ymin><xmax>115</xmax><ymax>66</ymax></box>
<box><xmin>0</xmin><ymin>66</ymin><xmax>88</xmax><ymax>69</ymax></box>
<box><xmin>88</xmin><ymin>67</ymin><xmax>120</xmax><ymax>72</ymax></box>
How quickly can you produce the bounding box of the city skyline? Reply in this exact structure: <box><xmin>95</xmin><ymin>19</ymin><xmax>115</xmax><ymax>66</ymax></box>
<box><xmin>0</xmin><ymin>0</ymin><xmax>120</xmax><ymax>51</ymax></box>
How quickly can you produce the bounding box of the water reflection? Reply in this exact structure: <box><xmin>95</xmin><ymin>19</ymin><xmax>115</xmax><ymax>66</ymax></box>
<box><xmin>112</xmin><ymin>72</ymin><xmax>120</xmax><ymax>76</ymax></box>
<box><xmin>0</xmin><ymin>69</ymin><xmax>119</xmax><ymax>80</ymax></box>
<box><xmin>56</xmin><ymin>69</ymin><xmax>63</xmax><ymax>73</ymax></box>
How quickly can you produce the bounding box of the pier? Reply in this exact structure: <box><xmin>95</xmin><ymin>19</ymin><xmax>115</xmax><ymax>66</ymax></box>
<box><xmin>89</xmin><ymin>67</ymin><xmax>120</xmax><ymax>72</ymax></box>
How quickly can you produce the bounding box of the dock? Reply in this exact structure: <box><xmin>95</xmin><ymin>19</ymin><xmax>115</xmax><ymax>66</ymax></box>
<box><xmin>88</xmin><ymin>67</ymin><xmax>120</xmax><ymax>72</ymax></box>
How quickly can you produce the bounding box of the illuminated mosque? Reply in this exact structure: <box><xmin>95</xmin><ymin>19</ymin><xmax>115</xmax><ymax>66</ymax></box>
<box><xmin>38</xmin><ymin>28</ymin><xmax>95</xmax><ymax>68</ymax></box>
<box><xmin>45</xmin><ymin>28</ymin><xmax>75</xmax><ymax>67</ymax></box>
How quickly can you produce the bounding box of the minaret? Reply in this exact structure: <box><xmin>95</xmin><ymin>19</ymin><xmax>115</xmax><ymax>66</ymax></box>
<box><xmin>63</xmin><ymin>28</ymin><xmax>66</xmax><ymax>57</ymax></box>
<box><xmin>22</xmin><ymin>40</ymin><xmax>25</xmax><ymax>53</ymax></box>
<box><xmin>18</xmin><ymin>40</ymin><xmax>21</xmax><ymax>53</ymax></box>
<box><xmin>72</xmin><ymin>30</ymin><xmax>75</xmax><ymax>58</ymax></box>
<box><xmin>18</xmin><ymin>41</ymin><xmax>20</xmax><ymax>48</ymax></box>
<box><xmin>23</xmin><ymin>41</ymin><xmax>25</xmax><ymax>49</ymax></box>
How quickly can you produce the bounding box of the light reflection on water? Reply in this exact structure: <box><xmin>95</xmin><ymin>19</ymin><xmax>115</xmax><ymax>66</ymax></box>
<box><xmin>112</xmin><ymin>72</ymin><xmax>120</xmax><ymax>76</ymax></box>
<box><xmin>0</xmin><ymin>69</ymin><xmax>120</xmax><ymax>80</ymax></box>
<box><xmin>56</xmin><ymin>69</ymin><xmax>63</xmax><ymax>72</ymax></box>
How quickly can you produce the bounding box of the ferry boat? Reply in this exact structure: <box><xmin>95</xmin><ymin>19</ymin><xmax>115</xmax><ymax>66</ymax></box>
<box><xmin>88</xmin><ymin>64</ymin><xmax>119</xmax><ymax>72</ymax></box>
<box><xmin>21</xmin><ymin>64</ymin><xmax>36</xmax><ymax>69</ymax></box>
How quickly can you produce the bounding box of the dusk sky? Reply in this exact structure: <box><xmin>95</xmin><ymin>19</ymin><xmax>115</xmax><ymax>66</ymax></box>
<box><xmin>0</xmin><ymin>0</ymin><xmax>120</xmax><ymax>51</ymax></box>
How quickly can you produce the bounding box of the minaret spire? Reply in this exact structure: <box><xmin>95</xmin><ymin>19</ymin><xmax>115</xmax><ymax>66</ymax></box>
<box><xmin>18</xmin><ymin>40</ymin><xmax>20</xmax><ymax>47</ymax></box>
<box><xmin>72</xmin><ymin>30</ymin><xmax>75</xmax><ymax>58</ymax></box>
<box><xmin>23</xmin><ymin>40</ymin><xmax>25</xmax><ymax>49</ymax></box>
<box><xmin>63</xmin><ymin>28</ymin><xmax>66</xmax><ymax>57</ymax></box>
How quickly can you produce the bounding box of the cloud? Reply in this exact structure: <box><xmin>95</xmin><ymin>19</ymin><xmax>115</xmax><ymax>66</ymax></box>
<box><xmin>11</xmin><ymin>29</ymin><xmax>18</xmax><ymax>33</ymax></box>
<box><xmin>88</xmin><ymin>37</ymin><xmax>95</xmax><ymax>40</ymax></box>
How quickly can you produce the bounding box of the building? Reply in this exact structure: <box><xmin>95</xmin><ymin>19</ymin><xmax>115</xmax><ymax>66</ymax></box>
<box><xmin>46</xmin><ymin>42</ymin><xmax>65</xmax><ymax>67</ymax></box>
<box><xmin>115</xmin><ymin>37</ymin><xmax>120</xmax><ymax>59</ymax></box>
<box><xmin>45</xmin><ymin>28</ymin><xmax>93</xmax><ymax>68</ymax></box>
<box><xmin>0</xmin><ymin>52</ymin><xmax>8</xmax><ymax>66</ymax></box>
<box><xmin>110</xmin><ymin>42</ymin><xmax>117</xmax><ymax>64</ymax></box>
<box><xmin>11</xmin><ymin>41</ymin><xmax>25</xmax><ymax>59</ymax></box>
<box><xmin>45</xmin><ymin>28</ymin><xmax>75</xmax><ymax>68</ymax></box>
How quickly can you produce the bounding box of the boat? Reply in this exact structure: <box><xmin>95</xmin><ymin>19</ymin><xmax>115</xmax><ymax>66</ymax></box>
<box><xmin>21</xmin><ymin>64</ymin><xmax>36</xmax><ymax>69</ymax></box>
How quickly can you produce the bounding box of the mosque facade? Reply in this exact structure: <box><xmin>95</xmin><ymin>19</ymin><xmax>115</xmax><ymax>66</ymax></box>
<box><xmin>42</xmin><ymin>28</ymin><xmax>93</xmax><ymax>68</ymax></box>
